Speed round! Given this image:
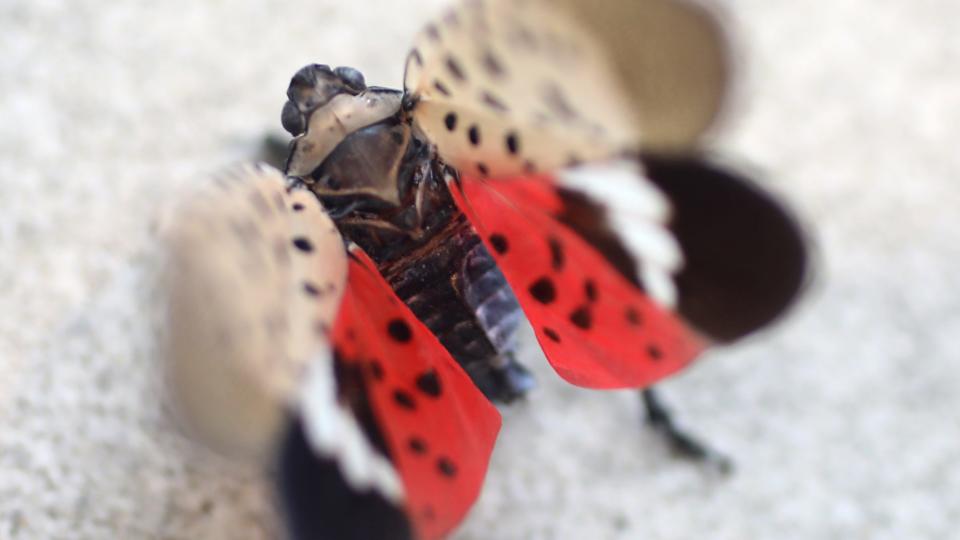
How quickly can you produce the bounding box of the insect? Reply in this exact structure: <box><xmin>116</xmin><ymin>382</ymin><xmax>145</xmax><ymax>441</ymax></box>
<box><xmin>159</xmin><ymin>0</ymin><xmax>807</xmax><ymax>538</ymax></box>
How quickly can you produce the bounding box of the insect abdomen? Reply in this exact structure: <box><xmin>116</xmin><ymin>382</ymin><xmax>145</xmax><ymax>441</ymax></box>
<box><xmin>377</xmin><ymin>213</ymin><xmax>523</xmax><ymax>401</ymax></box>
<box><xmin>461</xmin><ymin>240</ymin><xmax>524</xmax><ymax>365</ymax></box>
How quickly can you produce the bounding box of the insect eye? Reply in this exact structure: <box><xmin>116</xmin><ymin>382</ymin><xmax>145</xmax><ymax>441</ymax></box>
<box><xmin>281</xmin><ymin>100</ymin><xmax>305</xmax><ymax>136</ymax></box>
<box><xmin>335</xmin><ymin>66</ymin><xmax>366</xmax><ymax>92</ymax></box>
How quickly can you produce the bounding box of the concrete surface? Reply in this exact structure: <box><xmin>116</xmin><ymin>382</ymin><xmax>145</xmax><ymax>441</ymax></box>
<box><xmin>0</xmin><ymin>0</ymin><xmax>957</xmax><ymax>538</ymax></box>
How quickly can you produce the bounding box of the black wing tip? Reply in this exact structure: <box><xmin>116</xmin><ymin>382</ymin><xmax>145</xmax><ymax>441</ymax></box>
<box><xmin>275</xmin><ymin>416</ymin><xmax>414</xmax><ymax>540</ymax></box>
<box><xmin>642</xmin><ymin>154</ymin><xmax>810</xmax><ymax>342</ymax></box>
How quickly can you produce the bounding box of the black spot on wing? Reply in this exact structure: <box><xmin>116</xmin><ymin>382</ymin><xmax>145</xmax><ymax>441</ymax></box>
<box><xmin>543</xmin><ymin>327</ymin><xmax>561</xmax><ymax>343</ymax></box>
<box><xmin>468</xmin><ymin>125</ymin><xmax>481</xmax><ymax>146</ymax></box>
<box><xmin>408</xmin><ymin>437</ymin><xmax>428</xmax><ymax>455</ymax></box>
<box><xmin>387</xmin><ymin>318</ymin><xmax>413</xmax><ymax>343</ymax></box>
<box><xmin>446</xmin><ymin>56</ymin><xmax>466</xmax><ymax>81</ymax></box>
<box><xmin>415</xmin><ymin>370</ymin><xmax>442</xmax><ymax>398</ymax></box>
<box><xmin>393</xmin><ymin>389</ymin><xmax>416</xmax><ymax>410</ymax></box>
<box><xmin>444</xmin><ymin>112</ymin><xmax>458</xmax><ymax>131</ymax></box>
<box><xmin>584</xmin><ymin>279</ymin><xmax>598</xmax><ymax>302</ymax></box>
<box><xmin>625</xmin><ymin>306</ymin><xmax>642</xmax><ymax>326</ymax></box>
<box><xmin>505</xmin><ymin>132</ymin><xmax>519</xmax><ymax>155</ymax></box>
<box><xmin>528</xmin><ymin>276</ymin><xmax>557</xmax><ymax>304</ymax></box>
<box><xmin>368</xmin><ymin>360</ymin><xmax>384</xmax><ymax>381</ymax></box>
<box><xmin>292</xmin><ymin>237</ymin><xmax>314</xmax><ymax>253</ymax></box>
<box><xmin>303</xmin><ymin>281</ymin><xmax>321</xmax><ymax>297</ymax></box>
<box><xmin>488</xmin><ymin>233</ymin><xmax>509</xmax><ymax>254</ymax></box>
<box><xmin>482</xmin><ymin>50</ymin><xmax>505</xmax><ymax>77</ymax></box>
<box><xmin>437</xmin><ymin>456</ymin><xmax>457</xmax><ymax>478</ymax></box>
<box><xmin>433</xmin><ymin>80</ymin><xmax>451</xmax><ymax>96</ymax></box>
<box><xmin>481</xmin><ymin>91</ymin><xmax>508</xmax><ymax>112</ymax></box>
<box><xmin>569</xmin><ymin>305</ymin><xmax>592</xmax><ymax>330</ymax></box>
<box><xmin>548</xmin><ymin>237</ymin><xmax>565</xmax><ymax>271</ymax></box>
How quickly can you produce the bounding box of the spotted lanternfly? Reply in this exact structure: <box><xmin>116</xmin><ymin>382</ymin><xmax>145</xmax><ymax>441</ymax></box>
<box><xmin>159</xmin><ymin>0</ymin><xmax>807</xmax><ymax>539</ymax></box>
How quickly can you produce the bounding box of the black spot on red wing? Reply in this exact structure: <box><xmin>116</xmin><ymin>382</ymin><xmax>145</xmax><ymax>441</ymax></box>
<box><xmin>393</xmin><ymin>389</ymin><xmax>416</xmax><ymax>410</ymax></box>
<box><xmin>387</xmin><ymin>318</ymin><xmax>413</xmax><ymax>343</ymax></box>
<box><xmin>415</xmin><ymin>370</ymin><xmax>442</xmax><ymax>398</ymax></box>
<box><xmin>647</xmin><ymin>344</ymin><xmax>663</xmax><ymax>361</ymax></box>
<box><xmin>528</xmin><ymin>276</ymin><xmax>557</xmax><ymax>304</ymax></box>
<box><xmin>505</xmin><ymin>132</ymin><xmax>519</xmax><ymax>155</ymax></box>
<box><xmin>292</xmin><ymin>202</ymin><xmax>305</xmax><ymax>212</ymax></box>
<box><xmin>303</xmin><ymin>281</ymin><xmax>321</xmax><ymax>297</ymax></box>
<box><xmin>569</xmin><ymin>305</ymin><xmax>593</xmax><ymax>330</ymax></box>
<box><xmin>477</xmin><ymin>162</ymin><xmax>489</xmax><ymax>176</ymax></box>
<box><xmin>625</xmin><ymin>307</ymin><xmax>642</xmax><ymax>326</ymax></box>
<box><xmin>368</xmin><ymin>360</ymin><xmax>384</xmax><ymax>381</ymax></box>
<box><xmin>433</xmin><ymin>80</ymin><xmax>451</xmax><ymax>96</ymax></box>
<box><xmin>292</xmin><ymin>237</ymin><xmax>314</xmax><ymax>253</ymax></box>
<box><xmin>444</xmin><ymin>112</ymin><xmax>458</xmax><ymax>131</ymax></box>
<box><xmin>422</xmin><ymin>506</ymin><xmax>436</xmax><ymax>521</ymax></box>
<box><xmin>437</xmin><ymin>457</ymin><xmax>457</xmax><ymax>477</ymax></box>
<box><xmin>446</xmin><ymin>56</ymin><xmax>465</xmax><ymax>81</ymax></box>
<box><xmin>468</xmin><ymin>125</ymin><xmax>481</xmax><ymax>146</ymax></box>
<box><xmin>488</xmin><ymin>233</ymin><xmax>509</xmax><ymax>254</ymax></box>
<box><xmin>584</xmin><ymin>279</ymin><xmax>598</xmax><ymax>302</ymax></box>
<box><xmin>548</xmin><ymin>237</ymin><xmax>565</xmax><ymax>271</ymax></box>
<box><xmin>543</xmin><ymin>327</ymin><xmax>561</xmax><ymax>343</ymax></box>
<box><xmin>408</xmin><ymin>437</ymin><xmax>428</xmax><ymax>455</ymax></box>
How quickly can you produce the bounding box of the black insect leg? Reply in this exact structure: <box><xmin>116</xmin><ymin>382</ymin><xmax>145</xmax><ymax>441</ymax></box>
<box><xmin>641</xmin><ymin>387</ymin><xmax>733</xmax><ymax>473</ymax></box>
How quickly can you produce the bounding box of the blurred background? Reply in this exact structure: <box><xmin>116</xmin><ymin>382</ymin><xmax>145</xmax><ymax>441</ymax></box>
<box><xmin>0</xmin><ymin>0</ymin><xmax>957</xmax><ymax>538</ymax></box>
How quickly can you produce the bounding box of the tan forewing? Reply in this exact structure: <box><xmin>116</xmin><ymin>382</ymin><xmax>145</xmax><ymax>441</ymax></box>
<box><xmin>160</xmin><ymin>163</ymin><xmax>347</xmax><ymax>460</ymax></box>
<box><xmin>403</xmin><ymin>0</ymin><xmax>728</xmax><ymax>178</ymax></box>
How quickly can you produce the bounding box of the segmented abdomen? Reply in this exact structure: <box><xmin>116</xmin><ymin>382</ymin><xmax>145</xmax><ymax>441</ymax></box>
<box><xmin>376</xmin><ymin>213</ymin><xmax>522</xmax><ymax>400</ymax></box>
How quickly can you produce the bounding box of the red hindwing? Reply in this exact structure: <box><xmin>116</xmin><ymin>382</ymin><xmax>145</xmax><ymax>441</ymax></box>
<box><xmin>332</xmin><ymin>249</ymin><xmax>501</xmax><ymax>540</ymax></box>
<box><xmin>451</xmin><ymin>176</ymin><xmax>706</xmax><ymax>389</ymax></box>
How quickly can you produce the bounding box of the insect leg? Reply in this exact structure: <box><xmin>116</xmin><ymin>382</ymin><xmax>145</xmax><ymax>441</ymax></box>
<box><xmin>641</xmin><ymin>387</ymin><xmax>733</xmax><ymax>474</ymax></box>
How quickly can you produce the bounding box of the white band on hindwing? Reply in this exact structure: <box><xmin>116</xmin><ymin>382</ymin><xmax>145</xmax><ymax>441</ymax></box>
<box><xmin>557</xmin><ymin>160</ymin><xmax>681</xmax><ymax>308</ymax></box>
<box><xmin>300</xmin><ymin>350</ymin><xmax>405</xmax><ymax>503</ymax></box>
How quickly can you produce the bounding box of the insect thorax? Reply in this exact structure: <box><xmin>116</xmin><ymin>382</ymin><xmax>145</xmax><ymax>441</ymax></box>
<box><xmin>281</xmin><ymin>64</ymin><xmax>462</xmax><ymax>264</ymax></box>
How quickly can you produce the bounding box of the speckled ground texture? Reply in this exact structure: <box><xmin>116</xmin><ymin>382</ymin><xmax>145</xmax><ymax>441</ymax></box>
<box><xmin>1</xmin><ymin>0</ymin><xmax>958</xmax><ymax>539</ymax></box>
